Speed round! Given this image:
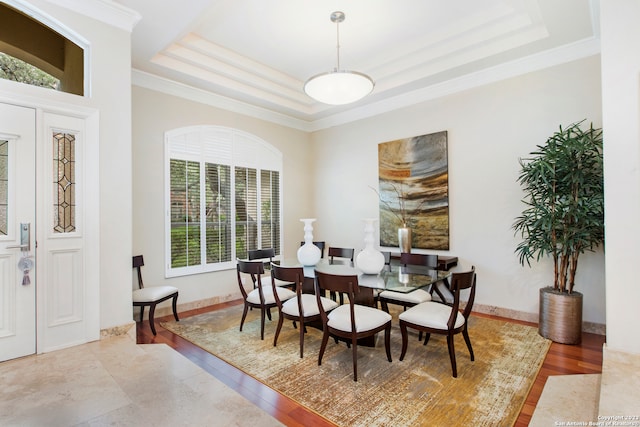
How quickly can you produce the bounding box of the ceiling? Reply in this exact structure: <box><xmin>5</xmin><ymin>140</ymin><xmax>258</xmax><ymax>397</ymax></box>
<box><xmin>115</xmin><ymin>0</ymin><xmax>600</xmax><ymax>131</ymax></box>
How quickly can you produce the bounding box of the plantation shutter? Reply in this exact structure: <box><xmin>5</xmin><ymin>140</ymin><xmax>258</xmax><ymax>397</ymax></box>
<box><xmin>165</xmin><ymin>126</ymin><xmax>282</xmax><ymax>277</ymax></box>
<box><xmin>260</xmin><ymin>170</ymin><xmax>280</xmax><ymax>255</ymax></box>
<box><xmin>169</xmin><ymin>159</ymin><xmax>201</xmax><ymax>268</ymax></box>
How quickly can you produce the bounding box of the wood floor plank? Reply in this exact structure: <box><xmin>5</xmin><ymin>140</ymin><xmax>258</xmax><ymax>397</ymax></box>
<box><xmin>137</xmin><ymin>303</ymin><xmax>605</xmax><ymax>427</ymax></box>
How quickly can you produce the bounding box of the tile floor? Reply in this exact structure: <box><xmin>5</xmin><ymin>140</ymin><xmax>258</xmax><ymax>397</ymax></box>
<box><xmin>3</xmin><ymin>327</ymin><xmax>637</xmax><ymax>427</ymax></box>
<box><xmin>530</xmin><ymin>346</ymin><xmax>640</xmax><ymax>426</ymax></box>
<box><xmin>0</xmin><ymin>331</ymin><xmax>283</xmax><ymax>427</ymax></box>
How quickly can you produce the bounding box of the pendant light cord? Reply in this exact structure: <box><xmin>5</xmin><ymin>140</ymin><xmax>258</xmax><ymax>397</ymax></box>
<box><xmin>335</xmin><ymin>18</ymin><xmax>340</xmax><ymax>71</ymax></box>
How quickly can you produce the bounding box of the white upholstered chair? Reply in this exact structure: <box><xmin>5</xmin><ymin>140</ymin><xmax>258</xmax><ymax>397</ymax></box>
<box><xmin>237</xmin><ymin>259</ymin><xmax>295</xmax><ymax>340</ymax></box>
<box><xmin>314</xmin><ymin>269</ymin><xmax>392</xmax><ymax>381</ymax></box>
<box><xmin>399</xmin><ymin>266</ymin><xmax>476</xmax><ymax>378</ymax></box>
<box><xmin>132</xmin><ymin>255</ymin><xmax>179</xmax><ymax>335</ymax></box>
<box><xmin>271</xmin><ymin>263</ymin><xmax>338</xmax><ymax>357</ymax></box>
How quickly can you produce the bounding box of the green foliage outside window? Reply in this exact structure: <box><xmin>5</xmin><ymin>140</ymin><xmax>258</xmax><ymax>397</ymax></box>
<box><xmin>0</xmin><ymin>52</ymin><xmax>59</xmax><ymax>89</ymax></box>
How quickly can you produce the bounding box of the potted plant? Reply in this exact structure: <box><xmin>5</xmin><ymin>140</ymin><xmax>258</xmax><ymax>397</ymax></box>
<box><xmin>513</xmin><ymin>120</ymin><xmax>604</xmax><ymax>344</ymax></box>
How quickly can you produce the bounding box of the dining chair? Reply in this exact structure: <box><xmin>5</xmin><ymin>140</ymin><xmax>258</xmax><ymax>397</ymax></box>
<box><xmin>247</xmin><ymin>248</ymin><xmax>293</xmax><ymax>288</ymax></box>
<box><xmin>327</xmin><ymin>247</ymin><xmax>355</xmax><ymax>303</ymax></box>
<box><xmin>299</xmin><ymin>241</ymin><xmax>326</xmax><ymax>259</ymax></box>
<box><xmin>378</xmin><ymin>252</ymin><xmax>437</xmax><ymax>313</ymax></box>
<box><xmin>372</xmin><ymin>251</ymin><xmax>392</xmax><ymax>309</ymax></box>
<box><xmin>271</xmin><ymin>263</ymin><xmax>339</xmax><ymax>358</ymax></box>
<box><xmin>132</xmin><ymin>255</ymin><xmax>179</xmax><ymax>335</ymax></box>
<box><xmin>398</xmin><ymin>266</ymin><xmax>476</xmax><ymax>377</ymax></box>
<box><xmin>328</xmin><ymin>246</ymin><xmax>354</xmax><ymax>264</ymax></box>
<box><xmin>237</xmin><ymin>259</ymin><xmax>296</xmax><ymax>340</ymax></box>
<box><xmin>314</xmin><ymin>269</ymin><xmax>392</xmax><ymax>381</ymax></box>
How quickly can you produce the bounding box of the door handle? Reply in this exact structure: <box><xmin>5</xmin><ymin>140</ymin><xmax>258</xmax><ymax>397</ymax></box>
<box><xmin>6</xmin><ymin>244</ymin><xmax>28</xmax><ymax>249</ymax></box>
<box><xmin>7</xmin><ymin>223</ymin><xmax>30</xmax><ymax>252</ymax></box>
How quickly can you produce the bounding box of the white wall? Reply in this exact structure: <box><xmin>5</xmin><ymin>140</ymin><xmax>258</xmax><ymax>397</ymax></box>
<box><xmin>310</xmin><ymin>56</ymin><xmax>606</xmax><ymax>326</ymax></box>
<box><xmin>12</xmin><ymin>0</ymin><xmax>136</xmax><ymax>331</ymax></box>
<box><xmin>601</xmin><ymin>1</ymin><xmax>640</xmax><ymax>354</ymax></box>
<box><xmin>131</xmin><ymin>86</ymin><xmax>313</xmax><ymax>307</ymax></box>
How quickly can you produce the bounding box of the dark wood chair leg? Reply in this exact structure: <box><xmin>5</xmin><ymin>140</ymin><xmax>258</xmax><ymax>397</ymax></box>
<box><xmin>298</xmin><ymin>319</ymin><xmax>305</xmax><ymax>358</ymax></box>
<box><xmin>351</xmin><ymin>337</ymin><xmax>358</xmax><ymax>381</ymax></box>
<box><xmin>380</xmin><ymin>300</ymin><xmax>390</xmax><ymax>313</ymax></box>
<box><xmin>171</xmin><ymin>295</ymin><xmax>179</xmax><ymax>321</ymax></box>
<box><xmin>399</xmin><ymin>323</ymin><xmax>409</xmax><ymax>361</ymax></box>
<box><xmin>240</xmin><ymin>303</ymin><xmax>249</xmax><ymax>331</ymax></box>
<box><xmin>447</xmin><ymin>334</ymin><xmax>457</xmax><ymax>378</ymax></box>
<box><xmin>260</xmin><ymin>307</ymin><xmax>266</xmax><ymax>340</ymax></box>
<box><xmin>462</xmin><ymin>327</ymin><xmax>474</xmax><ymax>361</ymax></box>
<box><xmin>318</xmin><ymin>330</ymin><xmax>330</xmax><ymax>366</ymax></box>
<box><xmin>148</xmin><ymin>303</ymin><xmax>157</xmax><ymax>335</ymax></box>
<box><xmin>423</xmin><ymin>332</ymin><xmax>431</xmax><ymax>345</ymax></box>
<box><xmin>139</xmin><ymin>306</ymin><xmax>145</xmax><ymax>322</ymax></box>
<box><xmin>273</xmin><ymin>313</ymin><xmax>284</xmax><ymax>347</ymax></box>
<box><xmin>384</xmin><ymin>324</ymin><xmax>392</xmax><ymax>362</ymax></box>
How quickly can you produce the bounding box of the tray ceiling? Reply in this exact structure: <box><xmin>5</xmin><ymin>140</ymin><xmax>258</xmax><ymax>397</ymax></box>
<box><xmin>115</xmin><ymin>0</ymin><xmax>599</xmax><ymax>130</ymax></box>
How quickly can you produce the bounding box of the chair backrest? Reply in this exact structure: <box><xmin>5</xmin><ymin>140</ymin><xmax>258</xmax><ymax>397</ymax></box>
<box><xmin>328</xmin><ymin>247</ymin><xmax>354</xmax><ymax>263</ymax></box>
<box><xmin>236</xmin><ymin>259</ymin><xmax>266</xmax><ymax>299</ymax></box>
<box><xmin>300</xmin><ymin>241</ymin><xmax>326</xmax><ymax>258</ymax></box>
<box><xmin>270</xmin><ymin>263</ymin><xmax>304</xmax><ymax>308</ymax></box>
<box><xmin>449</xmin><ymin>266</ymin><xmax>476</xmax><ymax>320</ymax></box>
<box><xmin>400</xmin><ymin>252</ymin><xmax>438</xmax><ymax>275</ymax></box>
<box><xmin>400</xmin><ymin>252</ymin><xmax>438</xmax><ymax>268</ymax></box>
<box><xmin>248</xmin><ymin>248</ymin><xmax>276</xmax><ymax>274</ymax></box>
<box><xmin>248</xmin><ymin>248</ymin><xmax>275</xmax><ymax>261</ymax></box>
<box><xmin>133</xmin><ymin>255</ymin><xmax>145</xmax><ymax>289</ymax></box>
<box><xmin>314</xmin><ymin>270</ymin><xmax>359</xmax><ymax>328</ymax></box>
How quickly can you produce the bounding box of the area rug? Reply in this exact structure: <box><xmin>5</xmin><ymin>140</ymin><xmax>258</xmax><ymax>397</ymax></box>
<box><xmin>161</xmin><ymin>305</ymin><xmax>550</xmax><ymax>427</ymax></box>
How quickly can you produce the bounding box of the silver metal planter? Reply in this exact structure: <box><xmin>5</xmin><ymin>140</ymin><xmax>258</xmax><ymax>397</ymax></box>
<box><xmin>539</xmin><ymin>287</ymin><xmax>583</xmax><ymax>344</ymax></box>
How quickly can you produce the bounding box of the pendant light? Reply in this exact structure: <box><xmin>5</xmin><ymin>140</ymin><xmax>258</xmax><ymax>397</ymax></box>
<box><xmin>304</xmin><ymin>11</ymin><xmax>374</xmax><ymax>105</ymax></box>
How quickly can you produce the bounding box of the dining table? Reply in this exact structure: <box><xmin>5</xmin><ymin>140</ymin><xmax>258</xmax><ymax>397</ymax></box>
<box><xmin>277</xmin><ymin>258</ymin><xmax>453</xmax><ymax>305</ymax></box>
<box><xmin>273</xmin><ymin>258</ymin><xmax>453</xmax><ymax>348</ymax></box>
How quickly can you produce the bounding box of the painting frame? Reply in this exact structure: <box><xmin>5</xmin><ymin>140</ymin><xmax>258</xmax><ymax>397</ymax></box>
<box><xmin>378</xmin><ymin>131</ymin><xmax>449</xmax><ymax>250</ymax></box>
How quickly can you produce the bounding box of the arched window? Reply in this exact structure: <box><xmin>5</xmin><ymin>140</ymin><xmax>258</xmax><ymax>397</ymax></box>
<box><xmin>0</xmin><ymin>2</ymin><xmax>84</xmax><ymax>96</ymax></box>
<box><xmin>165</xmin><ymin>126</ymin><xmax>283</xmax><ymax>276</ymax></box>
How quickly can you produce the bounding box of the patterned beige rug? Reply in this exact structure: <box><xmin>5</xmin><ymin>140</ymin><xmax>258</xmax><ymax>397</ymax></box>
<box><xmin>162</xmin><ymin>305</ymin><xmax>550</xmax><ymax>427</ymax></box>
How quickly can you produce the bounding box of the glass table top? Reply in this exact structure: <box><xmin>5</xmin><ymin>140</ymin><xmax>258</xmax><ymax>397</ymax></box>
<box><xmin>276</xmin><ymin>258</ymin><xmax>451</xmax><ymax>294</ymax></box>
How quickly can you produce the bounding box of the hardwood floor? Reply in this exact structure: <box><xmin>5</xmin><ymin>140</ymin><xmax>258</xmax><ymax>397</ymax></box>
<box><xmin>137</xmin><ymin>302</ymin><xmax>606</xmax><ymax>427</ymax></box>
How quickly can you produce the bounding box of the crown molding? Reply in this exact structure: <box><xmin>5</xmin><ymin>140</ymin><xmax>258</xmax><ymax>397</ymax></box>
<box><xmin>40</xmin><ymin>0</ymin><xmax>141</xmax><ymax>32</ymax></box>
<box><xmin>132</xmin><ymin>70</ymin><xmax>313</xmax><ymax>132</ymax></box>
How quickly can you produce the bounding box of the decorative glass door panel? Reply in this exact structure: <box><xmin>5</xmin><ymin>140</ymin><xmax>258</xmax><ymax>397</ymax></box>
<box><xmin>53</xmin><ymin>132</ymin><xmax>76</xmax><ymax>233</ymax></box>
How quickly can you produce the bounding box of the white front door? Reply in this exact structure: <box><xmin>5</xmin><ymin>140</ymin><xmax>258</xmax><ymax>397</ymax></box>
<box><xmin>0</xmin><ymin>103</ymin><xmax>36</xmax><ymax>362</ymax></box>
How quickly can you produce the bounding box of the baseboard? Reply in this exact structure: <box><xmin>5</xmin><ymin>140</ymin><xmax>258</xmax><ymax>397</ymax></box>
<box><xmin>473</xmin><ymin>303</ymin><xmax>606</xmax><ymax>335</ymax></box>
<box><xmin>135</xmin><ymin>293</ymin><xmax>238</xmax><ymax>320</ymax></box>
<box><xmin>139</xmin><ymin>297</ymin><xmax>606</xmax><ymax>336</ymax></box>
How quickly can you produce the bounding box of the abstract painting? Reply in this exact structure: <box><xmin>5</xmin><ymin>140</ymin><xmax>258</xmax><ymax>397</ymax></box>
<box><xmin>378</xmin><ymin>131</ymin><xmax>449</xmax><ymax>250</ymax></box>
